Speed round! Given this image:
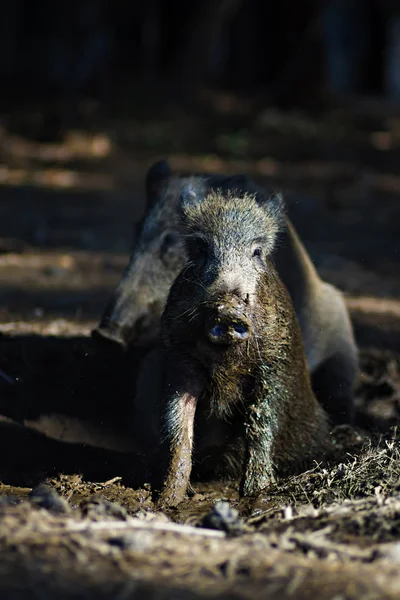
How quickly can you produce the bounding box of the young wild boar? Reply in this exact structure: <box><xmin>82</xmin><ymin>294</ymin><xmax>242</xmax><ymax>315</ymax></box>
<box><xmin>154</xmin><ymin>184</ymin><xmax>330</xmax><ymax>507</ymax></box>
<box><xmin>94</xmin><ymin>160</ymin><xmax>358</xmax><ymax>426</ymax></box>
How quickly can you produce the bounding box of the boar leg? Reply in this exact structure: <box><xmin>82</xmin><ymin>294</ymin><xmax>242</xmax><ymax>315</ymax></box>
<box><xmin>155</xmin><ymin>361</ymin><xmax>202</xmax><ymax>507</ymax></box>
<box><xmin>240</xmin><ymin>400</ymin><xmax>275</xmax><ymax>497</ymax></box>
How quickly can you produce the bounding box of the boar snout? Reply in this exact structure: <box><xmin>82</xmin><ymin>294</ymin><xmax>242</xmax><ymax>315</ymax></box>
<box><xmin>93</xmin><ymin>311</ymin><xmax>158</xmax><ymax>349</ymax></box>
<box><xmin>205</xmin><ymin>297</ymin><xmax>251</xmax><ymax>345</ymax></box>
<box><xmin>92</xmin><ymin>318</ymin><xmax>128</xmax><ymax>348</ymax></box>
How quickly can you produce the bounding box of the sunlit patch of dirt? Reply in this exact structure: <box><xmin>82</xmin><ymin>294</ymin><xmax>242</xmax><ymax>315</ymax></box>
<box><xmin>0</xmin><ymin>128</ymin><xmax>112</xmax><ymax>162</ymax></box>
<box><xmin>347</xmin><ymin>297</ymin><xmax>400</xmax><ymax>318</ymax></box>
<box><xmin>0</xmin><ymin>165</ymin><xmax>113</xmax><ymax>190</ymax></box>
<box><xmin>0</xmin><ymin>251</ymin><xmax>125</xmax><ymax>295</ymax></box>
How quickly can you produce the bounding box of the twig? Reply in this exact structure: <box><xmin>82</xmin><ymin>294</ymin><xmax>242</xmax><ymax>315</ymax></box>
<box><xmin>99</xmin><ymin>476</ymin><xmax>122</xmax><ymax>487</ymax></box>
<box><xmin>41</xmin><ymin>518</ymin><xmax>226</xmax><ymax>539</ymax></box>
<box><xmin>287</xmin><ymin>528</ymin><xmax>373</xmax><ymax>561</ymax></box>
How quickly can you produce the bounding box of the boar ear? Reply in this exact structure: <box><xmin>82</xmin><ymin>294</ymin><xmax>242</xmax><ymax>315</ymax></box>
<box><xmin>179</xmin><ymin>180</ymin><xmax>201</xmax><ymax>209</ymax></box>
<box><xmin>253</xmin><ymin>190</ymin><xmax>286</xmax><ymax>234</ymax></box>
<box><xmin>145</xmin><ymin>160</ymin><xmax>172</xmax><ymax>208</ymax></box>
<box><xmin>266</xmin><ymin>192</ymin><xmax>285</xmax><ymax>212</ymax></box>
<box><xmin>177</xmin><ymin>180</ymin><xmax>204</xmax><ymax>224</ymax></box>
<box><xmin>257</xmin><ymin>190</ymin><xmax>285</xmax><ymax>218</ymax></box>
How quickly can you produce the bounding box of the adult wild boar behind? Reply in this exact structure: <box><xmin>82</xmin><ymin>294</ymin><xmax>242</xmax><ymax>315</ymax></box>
<box><xmin>155</xmin><ymin>184</ymin><xmax>329</xmax><ymax>507</ymax></box>
<box><xmin>94</xmin><ymin>162</ymin><xmax>252</xmax><ymax>349</ymax></box>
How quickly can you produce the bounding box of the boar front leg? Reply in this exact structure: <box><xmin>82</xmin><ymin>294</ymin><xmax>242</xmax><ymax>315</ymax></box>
<box><xmin>240</xmin><ymin>400</ymin><xmax>275</xmax><ymax>497</ymax></box>
<box><xmin>155</xmin><ymin>358</ymin><xmax>202</xmax><ymax>508</ymax></box>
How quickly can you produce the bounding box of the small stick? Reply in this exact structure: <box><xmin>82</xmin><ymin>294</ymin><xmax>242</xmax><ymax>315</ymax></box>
<box><xmin>99</xmin><ymin>476</ymin><xmax>122</xmax><ymax>487</ymax></box>
<box><xmin>43</xmin><ymin>518</ymin><xmax>226</xmax><ymax>539</ymax></box>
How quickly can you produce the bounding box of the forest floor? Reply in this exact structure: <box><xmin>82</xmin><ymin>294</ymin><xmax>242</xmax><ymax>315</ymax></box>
<box><xmin>0</xmin><ymin>94</ymin><xmax>399</xmax><ymax>599</ymax></box>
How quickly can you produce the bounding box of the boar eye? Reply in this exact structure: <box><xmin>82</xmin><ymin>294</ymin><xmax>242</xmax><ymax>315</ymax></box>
<box><xmin>160</xmin><ymin>232</ymin><xmax>179</xmax><ymax>256</ymax></box>
<box><xmin>252</xmin><ymin>247</ymin><xmax>262</xmax><ymax>258</ymax></box>
<box><xmin>187</xmin><ymin>236</ymin><xmax>209</xmax><ymax>263</ymax></box>
<box><xmin>159</xmin><ymin>231</ymin><xmax>181</xmax><ymax>268</ymax></box>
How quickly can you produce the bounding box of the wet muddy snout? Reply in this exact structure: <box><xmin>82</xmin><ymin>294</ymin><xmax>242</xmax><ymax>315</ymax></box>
<box><xmin>205</xmin><ymin>297</ymin><xmax>251</xmax><ymax>345</ymax></box>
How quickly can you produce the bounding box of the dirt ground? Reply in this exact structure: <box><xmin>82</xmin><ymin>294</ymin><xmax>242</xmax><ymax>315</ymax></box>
<box><xmin>0</xmin><ymin>97</ymin><xmax>399</xmax><ymax>599</ymax></box>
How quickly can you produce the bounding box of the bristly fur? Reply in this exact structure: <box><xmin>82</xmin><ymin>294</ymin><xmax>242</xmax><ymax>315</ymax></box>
<box><xmin>179</xmin><ymin>188</ymin><xmax>285</xmax><ymax>256</ymax></box>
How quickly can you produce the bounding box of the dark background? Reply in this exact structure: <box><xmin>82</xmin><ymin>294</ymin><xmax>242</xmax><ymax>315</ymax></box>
<box><xmin>1</xmin><ymin>0</ymin><xmax>400</xmax><ymax>112</ymax></box>
<box><xmin>0</xmin><ymin>0</ymin><xmax>399</xmax><ymax>339</ymax></box>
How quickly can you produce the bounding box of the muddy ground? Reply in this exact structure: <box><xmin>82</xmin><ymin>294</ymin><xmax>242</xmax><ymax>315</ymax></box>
<box><xmin>0</xmin><ymin>97</ymin><xmax>399</xmax><ymax>599</ymax></box>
